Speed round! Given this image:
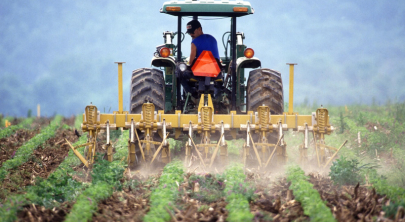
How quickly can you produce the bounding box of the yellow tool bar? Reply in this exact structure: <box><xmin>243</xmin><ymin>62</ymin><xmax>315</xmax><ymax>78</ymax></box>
<box><xmin>82</xmin><ymin>111</ymin><xmax>316</xmax><ymax>131</ymax></box>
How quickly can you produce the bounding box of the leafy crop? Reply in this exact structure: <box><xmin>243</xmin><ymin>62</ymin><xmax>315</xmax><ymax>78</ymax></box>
<box><xmin>65</xmin><ymin>154</ymin><xmax>124</xmax><ymax>222</ymax></box>
<box><xmin>0</xmin><ymin>115</ymin><xmax>62</xmax><ymax>181</ymax></box>
<box><xmin>0</xmin><ymin>194</ymin><xmax>29</xmax><ymax>222</ymax></box>
<box><xmin>65</xmin><ymin>182</ymin><xmax>113</xmax><ymax>222</ymax></box>
<box><xmin>91</xmin><ymin>154</ymin><xmax>125</xmax><ymax>190</ymax></box>
<box><xmin>287</xmin><ymin>165</ymin><xmax>335</xmax><ymax>222</ymax></box>
<box><xmin>26</xmin><ymin>172</ymin><xmax>86</xmax><ymax>207</ymax></box>
<box><xmin>224</xmin><ymin>163</ymin><xmax>254</xmax><ymax>222</ymax></box>
<box><xmin>144</xmin><ymin>160</ymin><xmax>184</xmax><ymax>222</ymax></box>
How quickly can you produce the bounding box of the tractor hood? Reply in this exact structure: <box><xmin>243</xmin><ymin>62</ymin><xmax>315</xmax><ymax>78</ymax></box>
<box><xmin>161</xmin><ymin>0</ymin><xmax>254</xmax><ymax>17</ymax></box>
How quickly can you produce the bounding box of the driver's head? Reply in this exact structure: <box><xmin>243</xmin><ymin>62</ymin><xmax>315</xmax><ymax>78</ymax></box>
<box><xmin>187</xmin><ymin>20</ymin><xmax>203</xmax><ymax>39</ymax></box>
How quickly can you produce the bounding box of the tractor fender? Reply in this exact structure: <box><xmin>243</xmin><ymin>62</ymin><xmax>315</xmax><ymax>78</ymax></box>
<box><xmin>235</xmin><ymin>57</ymin><xmax>261</xmax><ymax>72</ymax></box>
<box><xmin>151</xmin><ymin>56</ymin><xmax>176</xmax><ymax>68</ymax></box>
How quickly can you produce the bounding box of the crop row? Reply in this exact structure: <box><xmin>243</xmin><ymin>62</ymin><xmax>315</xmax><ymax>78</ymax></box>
<box><xmin>0</xmin><ymin>117</ymin><xmax>34</xmax><ymax>140</ymax></box>
<box><xmin>286</xmin><ymin>165</ymin><xmax>336</xmax><ymax>222</ymax></box>
<box><xmin>0</xmin><ymin>116</ymin><xmax>62</xmax><ymax>182</ymax></box>
<box><xmin>65</xmin><ymin>157</ymin><xmax>125</xmax><ymax>222</ymax></box>
<box><xmin>223</xmin><ymin>163</ymin><xmax>254</xmax><ymax>222</ymax></box>
<box><xmin>144</xmin><ymin>160</ymin><xmax>185</xmax><ymax>222</ymax></box>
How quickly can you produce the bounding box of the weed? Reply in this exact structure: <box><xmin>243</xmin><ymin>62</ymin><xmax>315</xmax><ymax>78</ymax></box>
<box><xmin>189</xmin><ymin>173</ymin><xmax>224</xmax><ymax>203</ymax></box>
<box><xmin>383</xmin><ymin>201</ymin><xmax>405</xmax><ymax>219</ymax></box>
<box><xmin>329</xmin><ymin>156</ymin><xmax>378</xmax><ymax>186</ymax></box>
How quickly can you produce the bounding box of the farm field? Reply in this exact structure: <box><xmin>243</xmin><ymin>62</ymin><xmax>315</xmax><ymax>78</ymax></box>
<box><xmin>0</xmin><ymin>103</ymin><xmax>405</xmax><ymax>222</ymax></box>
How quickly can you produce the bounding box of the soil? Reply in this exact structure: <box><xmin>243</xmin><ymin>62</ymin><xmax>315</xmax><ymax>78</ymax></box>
<box><xmin>308</xmin><ymin>172</ymin><xmax>403</xmax><ymax>222</ymax></box>
<box><xmin>250</xmin><ymin>175</ymin><xmax>308</xmax><ymax>222</ymax></box>
<box><xmin>17</xmin><ymin>202</ymin><xmax>73</xmax><ymax>222</ymax></box>
<box><xmin>12</xmin><ymin>169</ymin><xmax>405</xmax><ymax>222</ymax></box>
<box><xmin>92</xmin><ymin>173</ymin><xmax>159</xmax><ymax>222</ymax></box>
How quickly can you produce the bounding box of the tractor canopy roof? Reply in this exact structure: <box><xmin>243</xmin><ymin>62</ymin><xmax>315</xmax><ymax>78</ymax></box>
<box><xmin>160</xmin><ymin>0</ymin><xmax>254</xmax><ymax>17</ymax></box>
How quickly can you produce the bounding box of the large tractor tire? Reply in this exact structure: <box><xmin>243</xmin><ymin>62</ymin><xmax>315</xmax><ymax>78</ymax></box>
<box><xmin>247</xmin><ymin>68</ymin><xmax>284</xmax><ymax>167</ymax></box>
<box><xmin>130</xmin><ymin>68</ymin><xmax>165</xmax><ymax>113</ymax></box>
<box><xmin>247</xmin><ymin>68</ymin><xmax>284</xmax><ymax>114</ymax></box>
<box><xmin>130</xmin><ymin>68</ymin><xmax>165</xmax><ymax>166</ymax></box>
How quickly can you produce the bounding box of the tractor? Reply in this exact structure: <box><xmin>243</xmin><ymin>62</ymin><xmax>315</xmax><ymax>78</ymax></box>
<box><xmin>68</xmin><ymin>0</ymin><xmax>342</xmax><ymax>170</ymax></box>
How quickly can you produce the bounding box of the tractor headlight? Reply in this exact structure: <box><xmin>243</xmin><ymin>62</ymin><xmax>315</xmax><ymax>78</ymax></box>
<box><xmin>179</xmin><ymin>63</ymin><xmax>187</xmax><ymax>72</ymax></box>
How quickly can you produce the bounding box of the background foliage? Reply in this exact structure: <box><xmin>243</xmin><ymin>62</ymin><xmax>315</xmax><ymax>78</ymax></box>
<box><xmin>1</xmin><ymin>0</ymin><xmax>404</xmax><ymax>116</ymax></box>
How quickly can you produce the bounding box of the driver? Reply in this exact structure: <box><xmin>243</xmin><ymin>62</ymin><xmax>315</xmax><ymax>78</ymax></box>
<box><xmin>186</xmin><ymin>20</ymin><xmax>220</xmax><ymax>65</ymax></box>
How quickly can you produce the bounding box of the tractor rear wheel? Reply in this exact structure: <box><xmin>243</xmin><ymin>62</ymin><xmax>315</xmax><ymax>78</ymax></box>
<box><xmin>130</xmin><ymin>68</ymin><xmax>165</xmax><ymax>114</ymax></box>
<box><xmin>247</xmin><ymin>68</ymin><xmax>284</xmax><ymax>114</ymax></box>
<box><xmin>130</xmin><ymin>68</ymin><xmax>165</xmax><ymax>166</ymax></box>
<box><xmin>247</xmin><ymin>68</ymin><xmax>284</xmax><ymax>167</ymax></box>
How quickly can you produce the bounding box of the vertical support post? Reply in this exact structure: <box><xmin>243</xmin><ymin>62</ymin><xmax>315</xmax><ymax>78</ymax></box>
<box><xmin>115</xmin><ymin>62</ymin><xmax>125</xmax><ymax>114</ymax></box>
<box><xmin>37</xmin><ymin>104</ymin><xmax>41</xmax><ymax>118</ymax></box>
<box><xmin>286</xmin><ymin>63</ymin><xmax>297</xmax><ymax>115</ymax></box>
<box><xmin>176</xmin><ymin>16</ymin><xmax>182</xmax><ymax>110</ymax></box>
<box><xmin>231</xmin><ymin>17</ymin><xmax>237</xmax><ymax>110</ymax></box>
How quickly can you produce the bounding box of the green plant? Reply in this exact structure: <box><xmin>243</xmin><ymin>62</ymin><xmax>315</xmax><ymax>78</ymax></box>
<box><xmin>64</xmin><ymin>182</ymin><xmax>113</xmax><ymax>222</ymax></box>
<box><xmin>167</xmin><ymin>138</ymin><xmax>183</xmax><ymax>152</ymax></box>
<box><xmin>392</xmin><ymin>102</ymin><xmax>405</xmax><ymax>122</ymax></box>
<box><xmin>26</xmin><ymin>172</ymin><xmax>86</xmax><ymax>208</ymax></box>
<box><xmin>188</xmin><ymin>173</ymin><xmax>224</xmax><ymax>203</ymax></box>
<box><xmin>64</xmin><ymin>153</ymin><xmax>125</xmax><ymax>222</ymax></box>
<box><xmin>338</xmin><ymin>112</ymin><xmax>348</xmax><ymax>134</ymax></box>
<box><xmin>144</xmin><ymin>160</ymin><xmax>184</xmax><ymax>222</ymax></box>
<box><xmin>226</xmin><ymin>139</ymin><xmax>244</xmax><ymax>155</ymax></box>
<box><xmin>223</xmin><ymin>163</ymin><xmax>254</xmax><ymax>222</ymax></box>
<box><xmin>356</xmin><ymin>111</ymin><xmax>366</xmax><ymax>126</ymax></box>
<box><xmin>287</xmin><ymin>165</ymin><xmax>335</xmax><ymax>222</ymax></box>
<box><xmin>0</xmin><ymin>194</ymin><xmax>29</xmax><ymax>222</ymax></box>
<box><xmin>329</xmin><ymin>156</ymin><xmax>378</xmax><ymax>186</ymax></box>
<box><xmin>91</xmin><ymin>153</ymin><xmax>125</xmax><ymax>190</ymax></box>
<box><xmin>368</xmin><ymin>171</ymin><xmax>405</xmax><ymax>203</ymax></box>
<box><xmin>383</xmin><ymin>201</ymin><xmax>405</xmax><ymax>219</ymax></box>
<box><xmin>74</xmin><ymin>114</ymin><xmax>83</xmax><ymax>131</ymax></box>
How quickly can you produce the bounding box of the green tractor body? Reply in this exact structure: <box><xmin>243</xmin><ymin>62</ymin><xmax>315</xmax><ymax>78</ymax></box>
<box><xmin>131</xmin><ymin>0</ymin><xmax>283</xmax><ymax>118</ymax></box>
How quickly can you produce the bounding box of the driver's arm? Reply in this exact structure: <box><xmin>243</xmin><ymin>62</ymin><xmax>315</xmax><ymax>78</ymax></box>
<box><xmin>189</xmin><ymin>43</ymin><xmax>197</xmax><ymax>64</ymax></box>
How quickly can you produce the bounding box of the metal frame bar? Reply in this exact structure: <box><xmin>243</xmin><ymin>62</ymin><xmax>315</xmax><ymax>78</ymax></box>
<box><xmin>176</xmin><ymin>16</ymin><xmax>182</xmax><ymax>110</ymax></box>
<box><xmin>231</xmin><ymin>16</ymin><xmax>237</xmax><ymax>109</ymax></box>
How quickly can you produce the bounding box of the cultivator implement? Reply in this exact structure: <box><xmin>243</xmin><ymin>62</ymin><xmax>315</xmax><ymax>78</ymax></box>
<box><xmin>67</xmin><ymin>62</ymin><xmax>341</xmax><ymax>170</ymax></box>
